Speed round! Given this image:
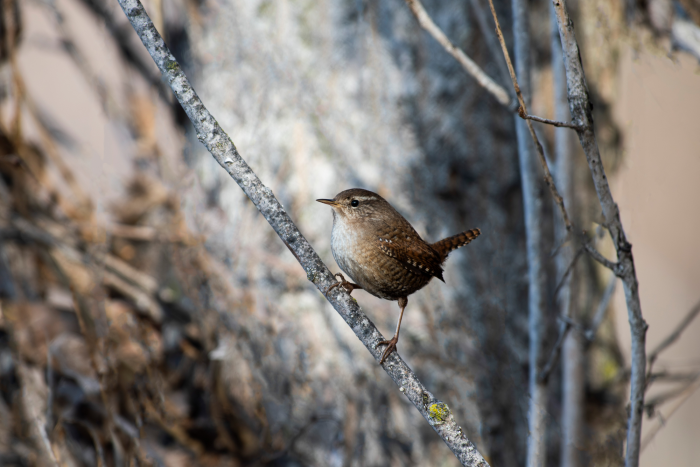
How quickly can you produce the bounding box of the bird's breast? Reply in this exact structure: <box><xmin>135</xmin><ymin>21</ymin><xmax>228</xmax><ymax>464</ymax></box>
<box><xmin>330</xmin><ymin>219</ymin><xmax>363</xmax><ymax>276</ymax></box>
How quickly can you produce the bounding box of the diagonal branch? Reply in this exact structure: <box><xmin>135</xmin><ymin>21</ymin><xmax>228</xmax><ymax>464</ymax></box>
<box><xmin>647</xmin><ymin>298</ymin><xmax>700</xmax><ymax>366</ymax></box>
<box><xmin>403</xmin><ymin>0</ymin><xmax>512</xmax><ymax>108</ymax></box>
<box><xmin>115</xmin><ymin>1</ymin><xmax>488</xmax><ymax>465</ymax></box>
<box><xmin>645</xmin><ymin>298</ymin><xmax>700</xmax><ymax>389</ymax></box>
<box><xmin>585</xmin><ymin>273</ymin><xmax>618</xmax><ymax>342</ymax></box>
<box><xmin>583</xmin><ymin>240</ymin><xmax>619</xmax><ymax>273</ymax></box>
<box><xmin>552</xmin><ymin>246</ymin><xmax>584</xmax><ymax>300</ymax></box>
<box><xmin>640</xmin><ymin>378</ymin><xmax>700</xmax><ymax>452</ymax></box>
<box><xmin>551</xmin><ymin>2</ymin><xmax>647</xmax><ymax>466</ymax></box>
<box><xmin>538</xmin><ymin>318</ymin><xmax>572</xmax><ymax>384</ymax></box>
<box><xmin>486</xmin><ymin>0</ymin><xmax>572</xmax><ymax>232</ymax></box>
<box><xmin>404</xmin><ymin>0</ymin><xmax>580</xmax><ymax>129</ymax></box>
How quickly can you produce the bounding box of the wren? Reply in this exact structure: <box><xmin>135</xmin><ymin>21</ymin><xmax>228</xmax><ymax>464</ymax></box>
<box><xmin>317</xmin><ymin>188</ymin><xmax>480</xmax><ymax>364</ymax></box>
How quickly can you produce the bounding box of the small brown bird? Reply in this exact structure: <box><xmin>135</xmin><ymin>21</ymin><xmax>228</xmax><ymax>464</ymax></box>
<box><xmin>317</xmin><ymin>188</ymin><xmax>480</xmax><ymax>364</ymax></box>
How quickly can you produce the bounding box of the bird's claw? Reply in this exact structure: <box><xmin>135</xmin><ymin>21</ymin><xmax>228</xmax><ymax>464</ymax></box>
<box><xmin>325</xmin><ymin>273</ymin><xmax>356</xmax><ymax>294</ymax></box>
<box><xmin>376</xmin><ymin>336</ymin><xmax>399</xmax><ymax>364</ymax></box>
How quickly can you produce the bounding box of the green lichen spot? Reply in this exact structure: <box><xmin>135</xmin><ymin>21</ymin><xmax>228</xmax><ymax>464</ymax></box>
<box><xmin>307</xmin><ymin>272</ymin><xmax>315</xmax><ymax>282</ymax></box>
<box><xmin>165</xmin><ymin>60</ymin><xmax>179</xmax><ymax>71</ymax></box>
<box><xmin>422</xmin><ymin>393</ymin><xmax>429</xmax><ymax>406</ymax></box>
<box><xmin>428</xmin><ymin>402</ymin><xmax>450</xmax><ymax>423</ymax></box>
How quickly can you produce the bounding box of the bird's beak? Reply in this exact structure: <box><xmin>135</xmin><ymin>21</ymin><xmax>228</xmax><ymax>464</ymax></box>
<box><xmin>316</xmin><ymin>199</ymin><xmax>338</xmax><ymax>207</ymax></box>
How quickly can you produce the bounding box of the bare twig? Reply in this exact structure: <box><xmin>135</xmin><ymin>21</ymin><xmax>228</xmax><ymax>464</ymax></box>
<box><xmin>537</xmin><ymin>314</ymin><xmax>587</xmax><ymax>385</ymax></box>
<box><xmin>468</xmin><ymin>0</ymin><xmax>512</xmax><ymax>86</ymax></box>
<box><xmin>645</xmin><ymin>372</ymin><xmax>700</xmax><ymax>410</ymax></box>
<box><xmin>583</xmin><ymin>240</ymin><xmax>619</xmax><ymax>273</ymax></box>
<box><xmin>585</xmin><ymin>274</ymin><xmax>617</xmax><ymax>342</ymax></box>
<box><xmin>43</xmin><ymin>0</ymin><xmax>116</xmax><ymax>115</ymax></box>
<box><xmin>542</xmin><ymin>275</ymin><xmax>617</xmax><ymax>385</ymax></box>
<box><xmin>486</xmin><ymin>0</ymin><xmax>572</xmax><ymax>232</ymax></box>
<box><xmin>539</xmin><ymin>320</ymin><xmax>571</xmax><ymax>384</ymax></box>
<box><xmin>647</xmin><ymin>371</ymin><xmax>700</xmax><ymax>385</ymax></box>
<box><xmin>405</xmin><ymin>0</ymin><xmax>586</xmax><ymax>137</ymax></box>
<box><xmin>403</xmin><ymin>0</ymin><xmax>512</xmax><ymax>108</ymax></box>
<box><xmin>552</xmin><ymin>246</ymin><xmax>583</xmax><ymax>301</ymax></box>
<box><xmin>645</xmin><ymin>299</ymin><xmax>700</xmax><ymax>391</ymax></box>
<box><xmin>116</xmin><ymin>1</ymin><xmax>488</xmax><ymax>465</ymax></box>
<box><xmin>647</xmin><ymin>299</ymin><xmax>700</xmax><ymax>365</ymax></box>
<box><xmin>518</xmin><ymin>107</ymin><xmax>583</xmax><ymax>129</ymax></box>
<box><xmin>540</xmin><ymin>273</ymin><xmax>616</xmax><ymax>382</ymax></box>
<box><xmin>641</xmin><ymin>379</ymin><xmax>700</xmax><ymax>451</ymax></box>
<box><xmin>551</xmin><ymin>2</ymin><xmax>647</xmax><ymax>465</ymax></box>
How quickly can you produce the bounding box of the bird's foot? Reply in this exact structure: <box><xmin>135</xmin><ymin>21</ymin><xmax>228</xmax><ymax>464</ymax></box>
<box><xmin>325</xmin><ymin>273</ymin><xmax>361</xmax><ymax>295</ymax></box>
<box><xmin>376</xmin><ymin>336</ymin><xmax>399</xmax><ymax>364</ymax></box>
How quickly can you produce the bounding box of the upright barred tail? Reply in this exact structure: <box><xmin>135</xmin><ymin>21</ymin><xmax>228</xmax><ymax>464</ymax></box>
<box><xmin>431</xmin><ymin>228</ymin><xmax>481</xmax><ymax>261</ymax></box>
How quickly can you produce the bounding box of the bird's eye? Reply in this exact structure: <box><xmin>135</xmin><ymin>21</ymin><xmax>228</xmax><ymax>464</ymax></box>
<box><xmin>351</xmin><ymin>200</ymin><xmax>359</xmax><ymax>207</ymax></box>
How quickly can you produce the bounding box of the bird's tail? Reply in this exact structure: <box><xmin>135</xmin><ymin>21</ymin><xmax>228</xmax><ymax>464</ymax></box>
<box><xmin>431</xmin><ymin>228</ymin><xmax>481</xmax><ymax>261</ymax></box>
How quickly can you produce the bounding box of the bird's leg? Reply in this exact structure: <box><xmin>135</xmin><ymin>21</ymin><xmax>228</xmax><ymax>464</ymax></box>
<box><xmin>325</xmin><ymin>273</ymin><xmax>363</xmax><ymax>295</ymax></box>
<box><xmin>377</xmin><ymin>296</ymin><xmax>408</xmax><ymax>364</ymax></box>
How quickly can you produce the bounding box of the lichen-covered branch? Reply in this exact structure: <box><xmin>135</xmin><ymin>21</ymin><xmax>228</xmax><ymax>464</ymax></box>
<box><xmin>551</xmin><ymin>1</ymin><xmax>647</xmax><ymax>466</ymax></box>
<box><xmin>116</xmin><ymin>0</ymin><xmax>488</xmax><ymax>465</ymax></box>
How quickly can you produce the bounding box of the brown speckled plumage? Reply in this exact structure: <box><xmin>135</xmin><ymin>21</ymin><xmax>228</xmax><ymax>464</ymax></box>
<box><xmin>317</xmin><ymin>188</ymin><xmax>481</xmax><ymax>364</ymax></box>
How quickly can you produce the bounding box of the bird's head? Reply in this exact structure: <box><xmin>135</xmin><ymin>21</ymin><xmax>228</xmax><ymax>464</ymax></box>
<box><xmin>316</xmin><ymin>188</ymin><xmax>390</xmax><ymax>221</ymax></box>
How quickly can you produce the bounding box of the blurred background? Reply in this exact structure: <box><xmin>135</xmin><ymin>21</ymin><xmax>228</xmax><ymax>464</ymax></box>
<box><xmin>0</xmin><ymin>0</ymin><xmax>698</xmax><ymax>466</ymax></box>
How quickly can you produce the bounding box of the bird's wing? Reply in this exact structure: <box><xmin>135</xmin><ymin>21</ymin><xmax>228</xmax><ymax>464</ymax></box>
<box><xmin>373</xmin><ymin>220</ymin><xmax>445</xmax><ymax>282</ymax></box>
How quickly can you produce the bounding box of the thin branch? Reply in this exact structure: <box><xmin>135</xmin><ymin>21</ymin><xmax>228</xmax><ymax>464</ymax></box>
<box><xmin>406</xmin><ymin>0</ymin><xmax>585</xmax><ymax>135</ymax></box>
<box><xmin>518</xmin><ymin>107</ymin><xmax>583</xmax><ymax>129</ymax></box>
<box><xmin>538</xmin><ymin>320</ymin><xmax>571</xmax><ymax>384</ymax></box>
<box><xmin>585</xmin><ymin>274</ymin><xmax>618</xmax><ymax>342</ymax></box>
<box><xmin>486</xmin><ymin>0</ymin><xmax>572</xmax><ymax>232</ymax></box>
<box><xmin>641</xmin><ymin>379</ymin><xmax>700</xmax><ymax>452</ymax></box>
<box><xmin>552</xmin><ymin>246</ymin><xmax>583</xmax><ymax>301</ymax></box>
<box><xmin>403</xmin><ymin>0</ymin><xmax>512</xmax><ymax>108</ymax></box>
<box><xmin>645</xmin><ymin>299</ymin><xmax>700</xmax><ymax>389</ymax></box>
<box><xmin>541</xmin><ymin>274</ymin><xmax>616</xmax><ymax>383</ymax></box>
<box><xmin>116</xmin><ymin>1</ymin><xmax>488</xmax><ymax>465</ymax></box>
<box><xmin>552</xmin><ymin>2</ymin><xmax>647</xmax><ymax>465</ymax></box>
<box><xmin>582</xmin><ymin>240</ymin><xmax>619</xmax><ymax>273</ymax></box>
<box><xmin>647</xmin><ymin>371</ymin><xmax>700</xmax><ymax>385</ymax></box>
<box><xmin>644</xmin><ymin>372</ymin><xmax>700</xmax><ymax>409</ymax></box>
<box><xmin>468</xmin><ymin>0</ymin><xmax>512</xmax><ymax>86</ymax></box>
<box><xmin>648</xmin><ymin>299</ymin><xmax>700</xmax><ymax>365</ymax></box>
